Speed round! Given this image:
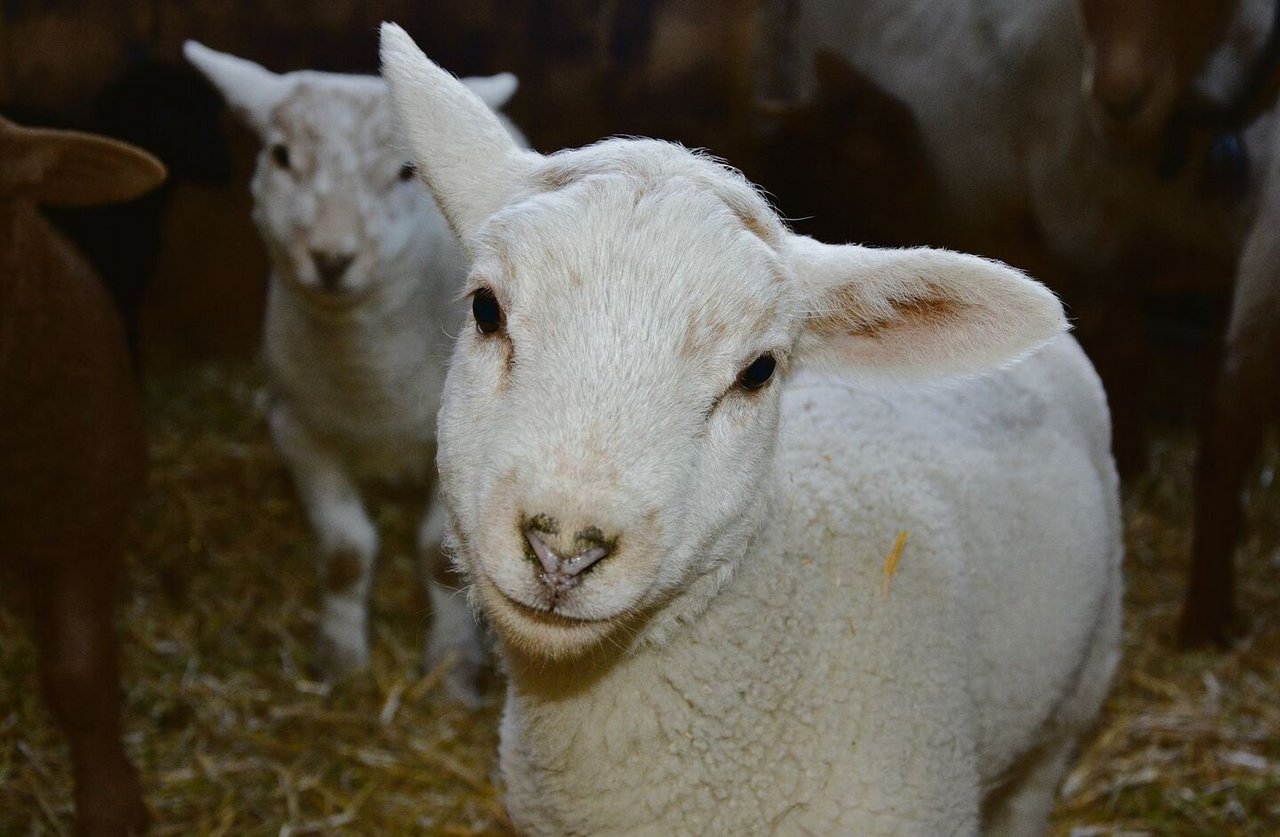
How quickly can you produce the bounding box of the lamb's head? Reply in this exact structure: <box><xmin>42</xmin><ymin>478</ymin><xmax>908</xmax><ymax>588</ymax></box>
<box><xmin>185</xmin><ymin>41</ymin><xmax>518</xmax><ymax>305</ymax></box>
<box><xmin>381</xmin><ymin>23</ymin><xmax>1069</xmax><ymax>661</ymax></box>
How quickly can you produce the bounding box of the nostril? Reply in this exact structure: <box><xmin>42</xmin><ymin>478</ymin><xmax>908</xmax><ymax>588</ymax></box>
<box><xmin>311</xmin><ymin>250</ymin><xmax>355</xmax><ymax>287</ymax></box>
<box><xmin>523</xmin><ymin>524</ymin><xmax>614</xmax><ymax>587</ymax></box>
<box><xmin>561</xmin><ymin>545</ymin><xmax>610</xmax><ymax>577</ymax></box>
<box><xmin>524</xmin><ymin>528</ymin><xmax>561</xmax><ymax>575</ymax></box>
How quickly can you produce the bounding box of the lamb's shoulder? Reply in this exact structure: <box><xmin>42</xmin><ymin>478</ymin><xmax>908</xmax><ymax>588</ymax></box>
<box><xmin>773</xmin><ymin>335</ymin><xmax>1118</xmax><ymax>783</ymax></box>
<box><xmin>774</xmin><ymin>335</ymin><xmax>1113</xmax><ymax>653</ymax></box>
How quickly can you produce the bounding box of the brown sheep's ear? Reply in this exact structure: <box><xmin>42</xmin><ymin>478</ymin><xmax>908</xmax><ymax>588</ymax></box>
<box><xmin>0</xmin><ymin>118</ymin><xmax>167</xmax><ymax>207</ymax></box>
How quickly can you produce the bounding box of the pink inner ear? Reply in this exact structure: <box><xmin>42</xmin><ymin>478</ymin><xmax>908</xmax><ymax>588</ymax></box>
<box><xmin>800</xmin><ymin>279</ymin><xmax>1033</xmax><ymax>381</ymax></box>
<box><xmin>808</xmin><ymin>283</ymin><xmax>971</xmax><ymax>341</ymax></box>
<box><xmin>789</xmin><ymin>237</ymin><xmax>1067</xmax><ymax>381</ymax></box>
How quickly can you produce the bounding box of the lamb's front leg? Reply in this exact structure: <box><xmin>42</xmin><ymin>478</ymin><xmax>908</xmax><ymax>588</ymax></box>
<box><xmin>271</xmin><ymin>407</ymin><xmax>378</xmax><ymax>676</ymax></box>
<box><xmin>418</xmin><ymin>492</ymin><xmax>488</xmax><ymax>705</ymax></box>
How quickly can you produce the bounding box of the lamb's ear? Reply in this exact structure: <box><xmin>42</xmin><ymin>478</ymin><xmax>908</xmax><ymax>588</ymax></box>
<box><xmin>380</xmin><ymin>22</ymin><xmax>536</xmax><ymax>252</ymax></box>
<box><xmin>183</xmin><ymin>41</ymin><xmax>289</xmax><ymax>135</ymax></box>
<box><xmin>0</xmin><ymin>119</ymin><xmax>166</xmax><ymax>206</ymax></box>
<box><xmin>462</xmin><ymin>72</ymin><xmax>519</xmax><ymax>111</ymax></box>
<box><xmin>788</xmin><ymin>235</ymin><xmax>1067</xmax><ymax>381</ymax></box>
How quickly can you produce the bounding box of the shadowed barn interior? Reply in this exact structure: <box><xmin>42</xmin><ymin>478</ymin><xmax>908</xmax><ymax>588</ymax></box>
<box><xmin>1</xmin><ymin>0</ymin><xmax>1279</xmax><ymax>833</ymax></box>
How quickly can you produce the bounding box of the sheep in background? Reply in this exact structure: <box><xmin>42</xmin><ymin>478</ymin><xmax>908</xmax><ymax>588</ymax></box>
<box><xmin>1078</xmin><ymin>0</ymin><xmax>1243</xmax><ymax>154</ymax></box>
<box><xmin>0</xmin><ymin>116</ymin><xmax>162</xmax><ymax>836</ymax></box>
<box><xmin>185</xmin><ymin>42</ymin><xmax>525</xmax><ymax>702</ymax></box>
<box><xmin>756</xmin><ymin>50</ymin><xmax>947</xmax><ymax>249</ymax></box>
<box><xmin>1080</xmin><ymin>0</ymin><xmax>1280</xmax><ymax>648</ymax></box>
<box><xmin>382</xmin><ymin>24</ymin><xmax>1122</xmax><ymax>835</ymax></box>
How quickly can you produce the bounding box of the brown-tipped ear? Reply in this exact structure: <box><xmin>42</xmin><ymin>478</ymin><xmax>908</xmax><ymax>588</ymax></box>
<box><xmin>0</xmin><ymin>119</ymin><xmax>166</xmax><ymax>206</ymax></box>
<box><xmin>788</xmin><ymin>235</ymin><xmax>1068</xmax><ymax>382</ymax></box>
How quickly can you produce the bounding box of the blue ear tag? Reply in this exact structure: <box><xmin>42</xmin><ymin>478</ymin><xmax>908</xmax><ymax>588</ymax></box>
<box><xmin>1204</xmin><ymin>130</ymin><xmax>1249</xmax><ymax>200</ymax></box>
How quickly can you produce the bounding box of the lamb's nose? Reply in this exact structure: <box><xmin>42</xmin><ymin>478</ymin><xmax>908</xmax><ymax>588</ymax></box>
<box><xmin>524</xmin><ymin>526</ymin><xmax>611</xmax><ymax>593</ymax></box>
<box><xmin>311</xmin><ymin>250</ymin><xmax>354</xmax><ymax>288</ymax></box>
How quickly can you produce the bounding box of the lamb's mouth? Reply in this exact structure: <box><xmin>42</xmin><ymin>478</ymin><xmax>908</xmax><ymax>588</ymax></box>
<box><xmin>500</xmin><ymin>589</ymin><xmax>619</xmax><ymax>626</ymax></box>
<box><xmin>308</xmin><ymin>284</ymin><xmax>366</xmax><ymax>305</ymax></box>
<box><xmin>479</xmin><ymin>573</ymin><xmax>623</xmax><ymax>629</ymax></box>
<box><xmin>473</xmin><ymin>580</ymin><xmax>625</xmax><ymax>659</ymax></box>
<box><xmin>288</xmin><ymin>273</ymin><xmax>370</xmax><ymax>307</ymax></box>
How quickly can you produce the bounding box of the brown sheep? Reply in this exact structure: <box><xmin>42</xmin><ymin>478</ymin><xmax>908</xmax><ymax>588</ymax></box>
<box><xmin>1079</xmin><ymin>0</ymin><xmax>1280</xmax><ymax>647</ymax></box>
<box><xmin>1</xmin><ymin>116</ymin><xmax>163</xmax><ymax>835</ymax></box>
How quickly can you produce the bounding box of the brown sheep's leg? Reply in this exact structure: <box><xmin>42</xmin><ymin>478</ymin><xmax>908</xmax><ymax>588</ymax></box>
<box><xmin>1181</xmin><ymin>213</ymin><xmax>1280</xmax><ymax>648</ymax></box>
<box><xmin>1182</xmin><ymin>341</ymin><xmax>1278</xmax><ymax>647</ymax></box>
<box><xmin>31</xmin><ymin>557</ymin><xmax>147</xmax><ymax>835</ymax></box>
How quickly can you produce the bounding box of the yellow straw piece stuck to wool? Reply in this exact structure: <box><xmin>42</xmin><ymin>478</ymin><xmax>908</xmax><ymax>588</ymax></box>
<box><xmin>882</xmin><ymin>531</ymin><xmax>909</xmax><ymax>599</ymax></box>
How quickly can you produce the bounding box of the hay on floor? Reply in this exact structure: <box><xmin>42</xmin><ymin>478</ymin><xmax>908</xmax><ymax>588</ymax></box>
<box><xmin>1</xmin><ymin>362</ymin><xmax>1277</xmax><ymax>834</ymax></box>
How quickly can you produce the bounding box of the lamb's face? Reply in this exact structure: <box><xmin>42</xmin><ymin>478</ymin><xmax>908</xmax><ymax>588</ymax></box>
<box><xmin>437</xmin><ymin>158</ymin><xmax>800</xmax><ymax>659</ymax></box>
<box><xmin>250</xmin><ymin>81</ymin><xmax>437</xmax><ymax>303</ymax></box>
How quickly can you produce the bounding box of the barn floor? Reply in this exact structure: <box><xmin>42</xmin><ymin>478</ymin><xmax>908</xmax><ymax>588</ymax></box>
<box><xmin>1</xmin><ymin>361</ymin><xmax>1278</xmax><ymax>835</ymax></box>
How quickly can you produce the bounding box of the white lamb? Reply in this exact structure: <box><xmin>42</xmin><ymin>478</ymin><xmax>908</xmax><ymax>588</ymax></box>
<box><xmin>382</xmin><ymin>23</ymin><xmax>1123</xmax><ymax>835</ymax></box>
<box><xmin>185</xmin><ymin>41</ymin><xmax>525</xmax><ymax>701</ymax></box>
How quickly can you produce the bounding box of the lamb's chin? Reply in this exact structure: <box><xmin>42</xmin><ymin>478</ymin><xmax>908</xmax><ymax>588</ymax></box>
<box><xmin>474</xmin><ymin>575</ymin><xmax>628</xmax><ymax>662</ymax></box>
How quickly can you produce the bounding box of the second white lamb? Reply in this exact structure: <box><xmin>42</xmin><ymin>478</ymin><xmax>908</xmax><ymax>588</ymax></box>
<box><xmin>187</xmin><ymin>41</ymin><xmax>526</xmax><ymax>702</ymax></box>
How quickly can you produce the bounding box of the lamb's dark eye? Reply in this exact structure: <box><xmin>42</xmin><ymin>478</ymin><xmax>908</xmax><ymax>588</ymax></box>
<box><xmin>270</xmin><ymin>143</ymin><xmax>290</xmax><ymax>169</ymax></box>
<box><xmin>473</xmin><ymin>287</ymin><xmax>504</xmax><ymax>335</ymax></box>
<box><xmin>398</xmin><ymin>162</ymin><xmax>416</xmax><ymax>181</ymax></box>
<box><xmin>736</xmin><ymin>353</ymin><xmax>776</xmax><ymax>391</ymax></box>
